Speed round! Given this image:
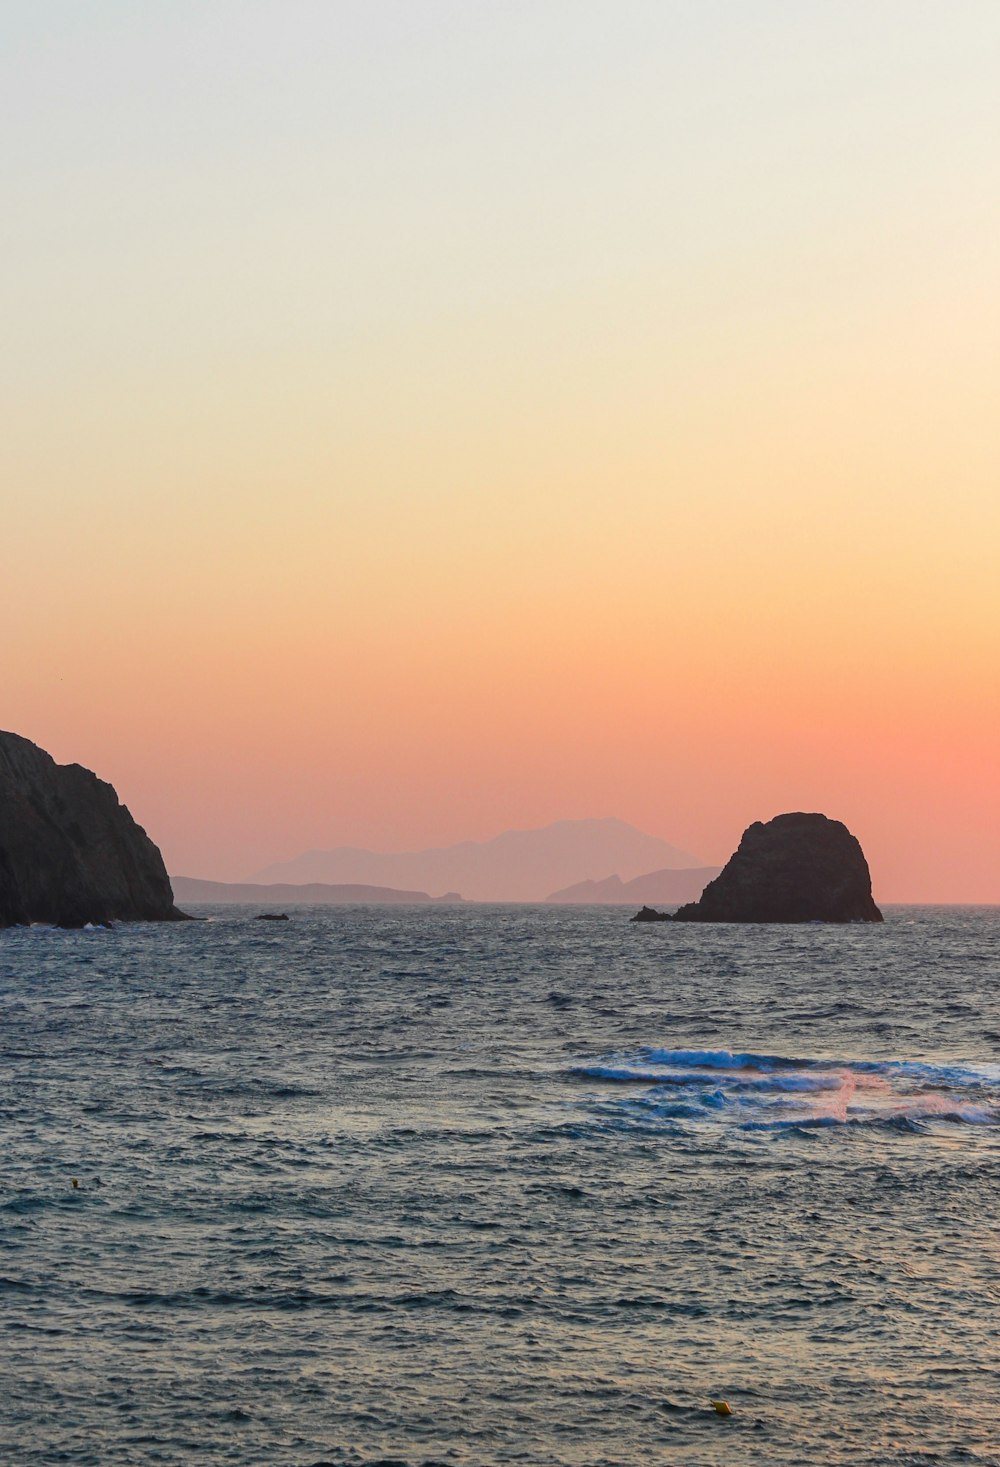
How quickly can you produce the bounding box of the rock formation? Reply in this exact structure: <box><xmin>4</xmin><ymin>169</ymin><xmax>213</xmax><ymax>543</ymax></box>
<box><xmin>670</xmin><ymin>812</ymin><xmax>883</xmax><ymax>924</ymax></box>
<box><xmin>0</xmin><ymin>731</ymin><xmax>187</xmax><ymax>927</ymax></box>
<box><xmin>630</xmin><ymin>905</ymin><xmax>672</xmax><ymax>923</ymax></box>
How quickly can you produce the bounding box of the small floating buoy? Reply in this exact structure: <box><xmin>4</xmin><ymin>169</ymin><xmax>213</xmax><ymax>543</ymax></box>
<box><xmin>71</xmin><ymin>1178</ymin><xmax>79</xmax><ymax>1189</ymax></box>
<box><xmin>711</xmin><ymin>1400</ymin><xmax>732</xmax><ymax>1416</ymax></box>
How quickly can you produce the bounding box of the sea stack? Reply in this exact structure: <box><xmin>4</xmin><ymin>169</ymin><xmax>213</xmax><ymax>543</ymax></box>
<box><xmin>670</xmin><ymin>812</ymin><xmax>883</xmax><ymax>924</ymax></box>
<box><xmin>0</xmin><ymin>731</ymin><xmax>187</xmax><ymax>927</ymax></box>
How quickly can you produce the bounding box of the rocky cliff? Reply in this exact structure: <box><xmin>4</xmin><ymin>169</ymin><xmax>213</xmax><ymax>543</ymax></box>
<box><xmin>670</xmin><ymin>812</ymin><xmax>883</xmax><ymax>924</ymax></box>
<box><xmin>0</xmin><ymin>732</ymin><xmax>186</xmax><ymax>927</ymax></box>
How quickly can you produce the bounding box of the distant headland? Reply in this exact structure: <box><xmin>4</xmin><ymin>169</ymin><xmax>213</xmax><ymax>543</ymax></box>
<box><xmin>172</xmin><ymin>877</ymin><xmax>464</xmax><ymax>906</ymax></box>
<box><xmin>548</xmin><ymin>866</ymin><xmax>721</xmax><ymax>906</ymax></box>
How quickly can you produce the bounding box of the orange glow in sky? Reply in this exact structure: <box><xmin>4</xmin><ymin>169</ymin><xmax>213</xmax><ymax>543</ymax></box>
<box><xmin>3</xmin><ymin>2</ymin><xmax>998</xmax><ymax>899</ymax></box>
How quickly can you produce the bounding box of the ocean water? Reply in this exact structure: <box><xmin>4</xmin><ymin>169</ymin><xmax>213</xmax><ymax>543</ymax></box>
<box><xmin>2</xmin><ymin>904</ymin><xmax>999</xmax><ymax>1467</ymax></box>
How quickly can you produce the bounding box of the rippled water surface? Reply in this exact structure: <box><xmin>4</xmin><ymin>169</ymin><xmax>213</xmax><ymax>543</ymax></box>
<box><xmin>2</xmin><ymin>904</ymin><xmax>1000</xmax><ymax>1466</ymax></box>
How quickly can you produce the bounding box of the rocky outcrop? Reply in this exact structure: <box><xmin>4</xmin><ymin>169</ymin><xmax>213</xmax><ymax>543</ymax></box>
<box><xmin>671</xmin><ymin>813</ymin><xmax>883</xmax><ymax>924</ymax></box>
<box><xmin>0</xmin><ymin>731</ymin><xmax>187</xmax><ymax>927</ymax></box>
<box><xmin>630</xmin><ymin>905</ymin><xmax>672</xmax><ymax>922</ymax></box>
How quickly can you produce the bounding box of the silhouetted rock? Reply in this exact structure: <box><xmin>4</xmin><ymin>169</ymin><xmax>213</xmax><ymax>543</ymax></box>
<box><xmin>256</xmin><ymin>913</ymin><xmax>289</xmax><ymax>921</ymax></box>
<box><xmin>671</xmin><ymin>813</ymin><xmax>883</xmax><ymax>924</ymax></box>
<box><xmin>630</xmin><ymin>905</ymin><xmax>672</xmax><ymax>922</ymax></box>
<box><xmin>0</xmin><ymin>731</ymin><xmax>187</xmax><ymax>928</ymax></box>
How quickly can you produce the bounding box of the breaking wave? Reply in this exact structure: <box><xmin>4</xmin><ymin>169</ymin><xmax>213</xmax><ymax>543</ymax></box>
<box><xmin>570</xmin><ymin>1048</ymin><xmax>1000</xmax><ymax>1132</ymax></box>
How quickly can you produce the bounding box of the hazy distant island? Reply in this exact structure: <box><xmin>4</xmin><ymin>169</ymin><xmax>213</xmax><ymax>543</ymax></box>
<box><xmin>0</xmin><ymin>731</ymin><xmax>186</xmax><ymax>927</ymax></box>
<box><xmin>632</xmin><ymin>813</ymin><xmax>883</xmax><ymax>924</ymax></box>
<box><xmin>241</xmin><ymin>818</ymin><xmax>703</xmax><ymax>904</ymax></box>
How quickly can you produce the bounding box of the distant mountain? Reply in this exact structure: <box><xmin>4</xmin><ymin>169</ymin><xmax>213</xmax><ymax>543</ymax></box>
<box><xmin>547</xmin><ymin>866</ymin><xmax>721</xmax><ymax>905</ymax></box>
<box><xmin>171</xmin><ymin>877</ymin><xmax>463</xmax><ymax>906</ymax></box>
<box><xmin>252</xmin><ymin>819</ymin><xmax>702</xmax><ymax>903</ymax></box>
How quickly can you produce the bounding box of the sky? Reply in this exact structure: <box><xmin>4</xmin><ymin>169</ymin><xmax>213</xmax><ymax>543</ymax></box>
<box><xmin>3</xmin><ymin>1</ymin><xmax>998</xmax><ymax>899</ymax></box>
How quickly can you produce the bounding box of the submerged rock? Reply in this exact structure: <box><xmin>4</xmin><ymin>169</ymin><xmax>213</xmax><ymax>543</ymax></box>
<box><xmin>671</xmin><ymin>812</ymin><xmax>883</xmax><ymax>924</ymax></box>
<box><xmin>0</xmin><ymin>731</ymin><xmax>187</xmax><ymax>928</ymax></box>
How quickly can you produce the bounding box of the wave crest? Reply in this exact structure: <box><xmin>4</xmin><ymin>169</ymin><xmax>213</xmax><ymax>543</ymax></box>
<box><xmin>570</xmin><ymin>1047</ymin><xmax>1000</xmax><ymax>1134</ymax></box>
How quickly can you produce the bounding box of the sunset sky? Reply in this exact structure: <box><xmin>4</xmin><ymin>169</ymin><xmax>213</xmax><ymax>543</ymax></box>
<box><xmin>4</xmin><ymin>1</ymin><xmax>998</xmax><ymax>899</ymax></box>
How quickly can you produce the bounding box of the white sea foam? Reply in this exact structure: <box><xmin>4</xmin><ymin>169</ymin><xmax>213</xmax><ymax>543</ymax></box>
<box><xmin>573</xmin><ymin>1047</ymin><xmax>1000</xmax><ymax>1133</ymax></box>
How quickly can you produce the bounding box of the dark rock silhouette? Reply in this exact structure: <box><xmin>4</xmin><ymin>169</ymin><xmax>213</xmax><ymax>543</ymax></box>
<box><xmin>630</xmin><ymin>905</ymin><xmax>672</xmax><ymax>922</ymax></box>
<box><xmin>0</xmin><ymin>731</ymin><xmax>187</xmax><ymax>928</ymax></box>
<box><xmin>255</xmin><ymin>913</ymin><xmax>289</xmax><ymax>921</ymax></box>
<box><xmin>671</xmin><ymin>812</ymin><xmax>883</xmax><ymax>924</ymax></box>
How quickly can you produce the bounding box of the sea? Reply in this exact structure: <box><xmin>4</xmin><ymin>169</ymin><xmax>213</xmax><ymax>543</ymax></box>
<box><xmin>1</xmin><ymin>903</ymin><xmax>999</xmax><ymax>1467</ymax></box>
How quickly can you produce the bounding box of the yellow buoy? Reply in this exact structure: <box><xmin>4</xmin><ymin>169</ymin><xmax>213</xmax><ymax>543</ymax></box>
<box><xmin>711</xmin><ymin>1400</ymin><xmax>732</xmax><ymax>1416</ymax></box>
